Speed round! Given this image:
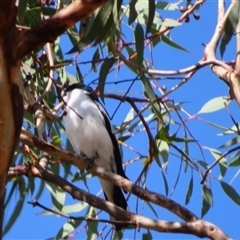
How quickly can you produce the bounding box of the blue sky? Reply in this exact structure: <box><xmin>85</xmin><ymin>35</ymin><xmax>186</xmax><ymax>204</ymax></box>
<box><xmin>4</xmin><ymin>1</ymin><xmax>240</xmax><ymax>239</ymax></box>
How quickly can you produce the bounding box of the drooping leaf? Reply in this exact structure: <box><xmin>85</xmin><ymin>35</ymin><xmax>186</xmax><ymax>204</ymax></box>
<box><xmin>128</xmin><ymin>0</ymin><xmax>138</xmax><ymax>25</ymax></box>
<box><xmin>135</xmin><ymin>23</ymin><xmax>144</xmax><ymax>66</ymax></box>
<box><xmin>185</xmin><ymin>176</ymin><xmax>193</xmax><ymax>205</ymax></box>
<box><xmin>86</xmin><ymin>207</ymin><xmax>98</xmax><ymax>240</ymax></box>
<box><xmin>45</xmin><ymin>182</ymin><xmax>66</xmax><ymax>211</ymax></box>
<box><xmin>170</xmin><ymin>159</ymin><xmax>182</xmax><ymax>196</ymax></box>
<box><xmin>161</xmin><ymin>171</ymin><xmax>169</xmax><ymax>196</ymax></box>
<box><xmin>76</xmin><ymin>64</ymin><xmax>83</xmax><ymax>83</ymax></box>
<box><xmin>146</xmin><ymin>0</ymin><xmax>155</xmax><ymax>35</ymax></box>
<box><xmin>220</xmin><ymin>181</ymin><xmax>240</xmax><ymax>205</ymax></box>
<box><xmin>91</xmin><ymin>48</ymin><xmax>100</xmax><ymax>72</ymax></box>
<box><xmin>98</xmin><ymin>58</ymin><xmax>116</xmax><ymax>102</ymax></box>
<box><xmin>157</xmin><ymin>140</ymin><xmax>169</xmax><ymax>166</ymax></box>
<box><xmin>201</xmin><ymin>184</ymin><xmax>212</xmax><ymax>217</ymax></box>
<box><xmin>220</xmin><ymin>1</ymin><xmax>239</xmax><ymax>57</ymax></box>
<box><xmin>144</xmin><ymin>200</ymin><xmax>158</xmax><ymax>218</ymax></box>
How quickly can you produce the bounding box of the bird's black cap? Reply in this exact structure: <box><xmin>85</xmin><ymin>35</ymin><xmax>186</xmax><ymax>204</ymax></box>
<box><xmin>66</xmin><ymin>83</ymin><xmax>99</xmax><ymax>102</ymax></box>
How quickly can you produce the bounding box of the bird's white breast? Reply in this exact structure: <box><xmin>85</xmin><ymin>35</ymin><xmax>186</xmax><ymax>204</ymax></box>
<box><xmin>63</xmin><ymin>89</ymin><xmax>115</xmax><ymax>172</ymax></box>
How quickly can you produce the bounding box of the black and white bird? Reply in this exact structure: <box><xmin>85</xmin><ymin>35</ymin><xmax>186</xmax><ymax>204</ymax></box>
<box><xmin>63</xmin><ymin>83</ymin><xmax>128</xmax><ymax>229</ymax></box>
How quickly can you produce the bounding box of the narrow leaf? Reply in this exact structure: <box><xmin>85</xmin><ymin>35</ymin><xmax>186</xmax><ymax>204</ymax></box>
<box><xmin>45</xmin><ymin>182</ymin><xmax>66</xmax><ymax>211</ymax></box>
<box><xmin>128</xmin><ymin>0</ymin><xmax>138</xmax><ymax>24</ymax></box>
<box><xmin>161</xmin><ymin>171</ymin><xmax>169</xmax><ymax>196</ymax></box>
<box><xmin>135</xmin><ymin>23</ymin><xmax>144</xmax><ymax>66</ymax></box>
<box><xmin>229</xmin><ymin>157</ymin><xmax>240</xmax><ymax>167</ymax></box>
<box><xmin>146</xmin><ymin>0</ymin><xmax>155</xmax><ymax>35</ymax></box>
<box><xmin>198</xmin><ymin>96</ymin><xmax>230</xmax><ymax>114</ymax></box>
<box><xmin>185</xmin><ymin>176</ymin><xmax>193</xmax><ymax>205</ymax></box>
<box><xmin>220</xmin><ymin>181</ymin><xmax>240</xmax><ymax>205</ymax></box>
<box><xmin>98</xmin><ymin>58</ymin><xmax>116</xmax><ymax>102</ymax></box>
<box><xmin>144</xmin><ymin>200</ymin><xmax>158</xmax><ymax>218</ymax></box>
<box><xmin>56</xmin><ymin>219</ymin><xmax>82</xmax><ymax>239</ymax></box>
<box><xmin>86</xmin><ymin>207</ymin><xmax>98</xmax><ymax>240</ymax></box>
<box><xmin>161</xmin><ymin>35</ymin><xmax>190</xmax><ymax>52</ymax></box>
<box><xmin>201</xmin><ymin>184</ymin><xmax>212</xmax><ymax>217</ymax></box>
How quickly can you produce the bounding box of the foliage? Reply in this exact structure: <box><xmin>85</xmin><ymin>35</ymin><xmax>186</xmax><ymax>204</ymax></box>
<box><xmin>4</xmin><ymin>0</ymin><xmax>240</xmax><ymax>239</ymax></box>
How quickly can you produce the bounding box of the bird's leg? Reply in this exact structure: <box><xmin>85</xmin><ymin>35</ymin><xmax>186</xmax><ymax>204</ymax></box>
<box><xmin>80</xmin><ymin>151</ymin><xmax>99</xmax><ymax>169</ymax></box>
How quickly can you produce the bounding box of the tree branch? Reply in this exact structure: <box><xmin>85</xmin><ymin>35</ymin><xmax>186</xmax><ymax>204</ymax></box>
<box><xmin>11</xmin><ymin>163</ymin><xmax>230</xmax><ymax>239</ymax></box>
<box><xmin>16</xmin><ymin>0</ymin><xmax>107</xmax><ymax>59</ymax></box>
<box><xmin>20</xmin><ymin>129</ymin><xmax>198</xmax><ymax>222</ymax></box>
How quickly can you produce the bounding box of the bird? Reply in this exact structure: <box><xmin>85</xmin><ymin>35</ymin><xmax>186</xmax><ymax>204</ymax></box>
<box><xmin>63</xmin><ymin>83</ymin><xmax>128</xmax><ymax>230</ymax></box>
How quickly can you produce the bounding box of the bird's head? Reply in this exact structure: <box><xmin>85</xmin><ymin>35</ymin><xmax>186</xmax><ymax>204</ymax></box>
<box><xmin>64</xmin><ymin>83</ymin><xmax>99</xmax><ymax>103</ymax></box>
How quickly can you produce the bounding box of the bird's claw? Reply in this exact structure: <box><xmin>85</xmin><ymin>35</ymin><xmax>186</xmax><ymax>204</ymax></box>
<box><xmin>80</xmin><ymin>151</ymin><xmax>99</xmax><ymax>170</ymax></box>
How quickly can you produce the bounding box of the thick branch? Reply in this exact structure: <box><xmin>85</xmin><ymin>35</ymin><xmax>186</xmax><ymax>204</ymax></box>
<box><xmin>14</xmin><ymin>164</ymin><xmax>230</xmax><ymax>239</ymax></box>
<box><xmin>20</xmin><ymin>129</ymin><xmax>198</xmax><ymax>222</ymax></box>
<box><xmin>16</xmin><ymin>0</ymin><xmax>107</xmax><ymax>59</ymax></box>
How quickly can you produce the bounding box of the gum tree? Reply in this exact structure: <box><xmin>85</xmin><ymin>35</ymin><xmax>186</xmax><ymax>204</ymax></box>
<box><xmin>1</xmin><ymin>0</ymin><xmax>240</xmax><ymax>239</ymax></box>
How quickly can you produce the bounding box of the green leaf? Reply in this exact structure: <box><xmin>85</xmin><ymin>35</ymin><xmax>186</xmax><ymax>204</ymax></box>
<box><xmin>67</xmin><ymin>25</ymin><xmax>80</xmax><ymax>47</ymax></box>
<box><xmin>185</xmin><ymin>176</ymin><xmax>193</xmax><ymax>205</ymax></box>
<box><xmin>91</xmin><ymin>48</ymin><xmax>100</xmax><ymax>72</ymax></box>
<box><xmin>219</xmin><ymin>135</ymin><xmax>240</xmax><ymax>148</ymax></box>
<box><xmin>45</xmin><ymin>182</ymin><xmax>66</xmax><ymax>211</ymax></box>
<box><xmin>142</xmin><ymin>230</ymin><xmax>152</xmax><ymax>240</ymax></box>
<box><xmin>56</xmin><ymin>219</ymin><xmax>82</xmax><ymax>239</ymax></box>
<box><xmin>198</xmin><ymin>96</ymin><xmax>230</xmax><ymax>114</ymax></box>
<box><xmin>113</xmin><ymin>229</ymin><xmax>124</xmax><ymax>240</ymax></box>
<box><xmin>146</xmin><ymin>0</ymin><xmax>155</xmax><ymax>35</ymax></box>
<box><xmin>144</xmin><ymin>200</ymin><xmax>158</xmax><ymax>218</ymax></box>
<box><xmin>3</xmin><ymin>180</ymin><xmax>26</xmax><ymax>235</ymax></box>
<box><xmin>156</xmin><ymin>2</ymin><xmax>178</xmax><ymax>10</ymax></box>
<box><xmin>135</xmin><ymin>23</ymin><xmax>144</xmax><ymax>66</ymax></box>
<box><xmin>40</xmin><ymin>201</ymin><xmax>88</xmax><ymax>215</ymax></box>
<box><xmin>86</xmin><ymin>207</ymin><xmax>98</xmax><ymax>240</ymax></box>
<box><xmin>170</xmin><ymin>159</ymin><xmax>182</xmax><ymax>196</ymax></box>
<box><xmin>157</xmin><ymin>140</ymin><xmax>169</xmax><ymax>166</ymax></box>
<box><xmin>208</xmin><ymin>148</ymin><xmax>227</xmax><ymax>179</ymax></box>
<box><xmin>220</xmin><ymin>181</ymin><xmax>240</xmax><ymax>205</ymax></box>
<box><xmin>34</xmin><ymin>179</ymin><xmax>45</xmax><ymax>200</ymax></box>
<box><xmin>161</xmin><ymin>171</ymin><xmax>169</xmax><ymax>196</ymax></box>
<box><xmin>128</xmin><ymin>0</ymin><xmax>138</xmax><ymax>25</ymax></box>
<box><xmin>98</xmin><ymin>58</ymin><xmax>116</xmax><ymax>102</ymax></box>
<box><xmin>220</xmin><ymin>2</ymin><xmax>239</xmax><ymax>57</ymax></box>
<box><xmin>201</xmin><ymin>184</ymin><xmax>212</xmax><ymax>217</ymax></box>
<box><xmin>76</xmin><ymin>64</ymin><xmax>83</xmax><ymax>83</ymax></box>
<box><xmin>229</xmin><ymin>157</ymin><xmax>240</xmax><ymax>167</ymax></box>
<box><xmin>28</xmin><ymin>177</ymin><xmax>35</xmax><ymax>196</ymax></box>
<box><xmin>156</xmin><ymin>125</ymin><xmax>169</xmax><ymax>141</ymax></box>
<box><xmin>68</xmin><ymin>1</ymin><xmax>113</xmax><ymax>53</ymax></box>
<box><xmin>17</xmin><ymin>0</ymin><xmax>28</xmax><ymax>23</ymax></box>
<box><xmin>161</xmin><ymin>35</ymin><xmax>190</xmax><ymax>53</ymax></box>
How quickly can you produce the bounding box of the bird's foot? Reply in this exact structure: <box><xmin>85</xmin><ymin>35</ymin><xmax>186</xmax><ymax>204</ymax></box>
<box><xmin>80</xmin><ymin>151</ymin><xmax>99</xmax><ymax>170</ymax></box>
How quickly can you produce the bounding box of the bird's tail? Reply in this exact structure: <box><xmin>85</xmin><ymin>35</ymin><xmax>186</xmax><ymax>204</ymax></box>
<box><xmin>99</xmin><ymin>179</ymin><xmax>128</xmax><ymax>230</ymax></box>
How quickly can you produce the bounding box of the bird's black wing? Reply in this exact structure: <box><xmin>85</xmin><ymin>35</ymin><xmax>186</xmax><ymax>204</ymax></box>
<box><xmin>95</xmin><ymin>101</ymin><xmax>128</xmax><ymax>181</ymax></box>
